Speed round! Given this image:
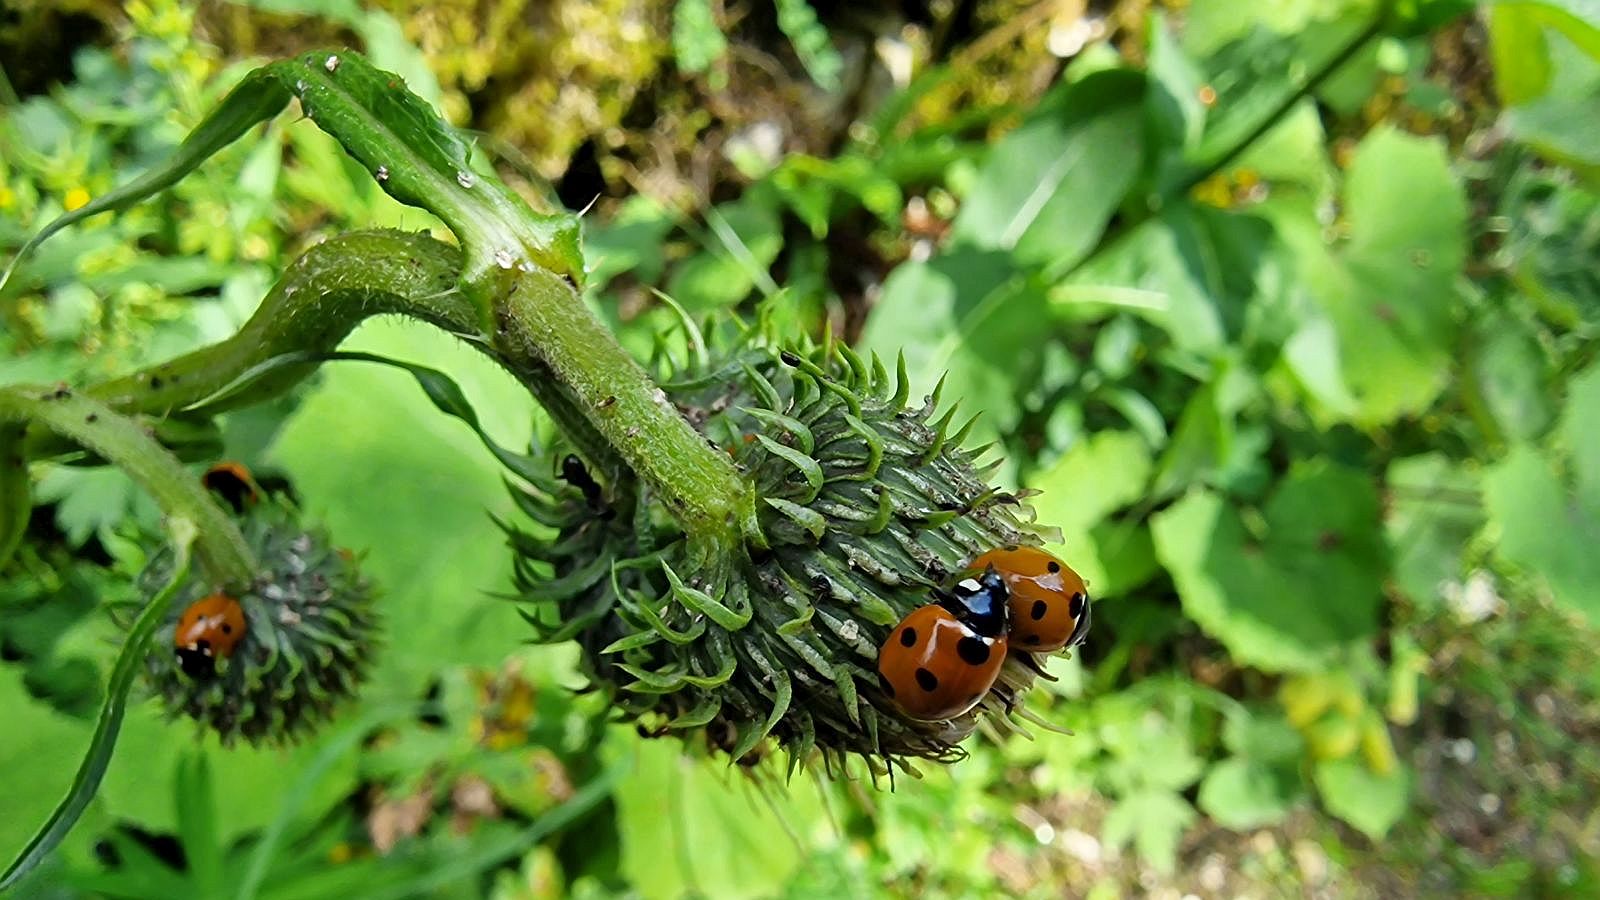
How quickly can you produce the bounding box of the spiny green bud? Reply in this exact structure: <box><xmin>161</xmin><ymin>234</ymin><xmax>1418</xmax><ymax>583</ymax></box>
<box><xmin>136</xmin><ymin>478</ymin><xmax>379</xmax><ymax>745</ymax></box>
<box><xmin>506</xmin><ymin>322</ymin><xmax>1061</xmax><ymax>776</ymax></box>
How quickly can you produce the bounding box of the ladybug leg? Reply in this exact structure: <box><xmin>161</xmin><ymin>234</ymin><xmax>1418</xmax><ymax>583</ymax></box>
<box><xmin>1012</xmin><ymin>650</ymin><xmax>1058</xmax><ymax>682</ymax></box>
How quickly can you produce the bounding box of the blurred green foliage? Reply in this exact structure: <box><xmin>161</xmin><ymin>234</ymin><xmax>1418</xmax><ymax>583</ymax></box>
<box><xmin>3</xmin><ymin>0</ymin><xmax>1600</xmax><ymax>897</ymax></box>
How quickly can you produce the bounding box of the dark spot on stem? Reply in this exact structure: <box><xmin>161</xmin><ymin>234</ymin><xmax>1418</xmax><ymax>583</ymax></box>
<box><xmin>780</xmin><ymin>351</ymin><xmax>801</xmax><ymax>367</ymax></box>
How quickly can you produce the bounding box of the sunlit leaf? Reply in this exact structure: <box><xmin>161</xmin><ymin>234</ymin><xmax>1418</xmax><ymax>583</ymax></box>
<box><xmin>1483</xmin><ymin>367</ymin><xmax>1600</xmax><ymax>625</ymax></box>
<box><xmin>950</xmin><ymin>69</ymin><xmax>1147</xmax><ymax>277</ymax></box>
<box><xmin>1314</xmin><ymin>758</ymin><xmax>1411</xmax><ymax>839</ymax></box>
<box><xmin>1152</xmin><ymin>461</ymin><xmax>1386</xmax><ymax>671</ymax></box>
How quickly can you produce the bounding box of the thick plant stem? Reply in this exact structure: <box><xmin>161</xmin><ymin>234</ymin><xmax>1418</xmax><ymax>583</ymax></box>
<box><xmin>87</xmin><ymin>231</ymin><xmax>481</xmax><ymax>417</ymax></box>
<box><xmin>0</xmin><ymin>389</ymin><xmax>255</xmax><ymax>586</ymax></box>
<box><xmin>491</xmin><ymin>267</ymin><xmax>757</xmax><ymax>547</ymax></box>
<box><xmin>65</xmin><ymin>230</ymin><xmax>728</xmax><ymax>538</ymax></box>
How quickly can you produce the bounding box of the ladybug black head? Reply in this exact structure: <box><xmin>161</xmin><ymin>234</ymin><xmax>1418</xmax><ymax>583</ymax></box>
<box><xmin>176</xmin><ymin>643</ymin><xmax>217</xmax><ymax>679</ymax></box>
<box><xmin>942</xmin><ymin>566</ymin><xmax>1009</xmax><ymax>637</ymax></box>
<box><xmin>1065</xmin><ymin>589</ymin><xmax>1093</xmax><ymax>649</ymax></box>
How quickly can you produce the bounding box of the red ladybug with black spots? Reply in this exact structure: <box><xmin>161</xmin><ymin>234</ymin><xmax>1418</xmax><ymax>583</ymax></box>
<box><xmin>877</xmin><ymin>568</ymin><xmax>1011</xmax><ymax>721</ymax></box>
<box><xmin>969</xmin><ymin>546</ymin><xmax>1091</xmax><ymax>653</ymax></box>
<box><xmin>175</xmin><ymin>592</ymin><xmax>247</xmax><ymax>678</ymax></box>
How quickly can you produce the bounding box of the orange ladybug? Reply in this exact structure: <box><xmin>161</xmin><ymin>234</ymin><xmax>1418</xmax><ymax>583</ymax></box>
<box><xmin>877</xmin><ymin>569</ymin><xmax>1010</xmax><ymax>720</ymax></box>
<box><xmin>175</xmin><ymin>593</ymin><xmax>247</xmax><ymax>677</ymax></box>
<box><xmin>969</xmin><ymin>546</ymin><xmax>1091</xmax><ymax>653</ymax></box>
<box><xmin>201</xmin><ymin>461</ymin><xmax>261</xmax><ymax>512</ymax></box>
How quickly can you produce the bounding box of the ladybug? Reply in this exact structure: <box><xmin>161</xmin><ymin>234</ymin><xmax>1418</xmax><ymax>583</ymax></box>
<box><xmin>969</xmin><ymin>546</ymin><xmax>1091</xmax><ymax>653</ymax></box>
<box><xmin>877</xmin><ymin>569</ymin><xmax>1011</xmax><ymax>721</ymax></box>
<box><xmin>174</xmin><ymin>593</ymin><xmax>247</xmax><ymax>678</ymax></box>
<box><xmin>201</xmin><ymin>461</ymin><xmax>261</xmax><ymax>513</ymax></box>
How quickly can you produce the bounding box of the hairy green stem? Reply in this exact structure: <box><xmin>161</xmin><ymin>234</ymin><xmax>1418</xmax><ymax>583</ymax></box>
<box><xmin>491</xmin><ymin>267</ymin><xmax>758</xmax><ymax>547</ymax></box>
<box><xmin>0</xmin><ymin>389</ymin><xmax>255</xmax><ymax>586</ymax></box>
<box><xmin>87</xmin><ymin>231</ymin><xmax>480</xmax><ymax>417</ymax></box>
<box><xmin>64</xmin><ymin>229</ymin><xmax>740</xmax><ymax>540</ymax></box>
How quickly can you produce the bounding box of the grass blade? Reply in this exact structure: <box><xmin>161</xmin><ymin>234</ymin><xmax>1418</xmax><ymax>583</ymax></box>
<box><xmin>0</xmin><ymin>523</ymin><xmax>196</xmax><ymax>890</ymax></box>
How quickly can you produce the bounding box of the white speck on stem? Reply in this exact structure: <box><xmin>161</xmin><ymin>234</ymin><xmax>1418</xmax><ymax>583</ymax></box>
<box><xmin>295</xmin><ymin>80</ymin><xmax>307</xmax><ymax>93</ymax></box>
<box><xmin>456</xmin><ymin>170</ymin><xmax>475</xmax><ymax>189</ymax></box>
<box><xmin>324</xmin><ymin>54</ymin><xmax>340</xmax><ymax>72</ymax></box>
<box><xmin>494</xmin><ymin>249</ymin><xmax>516</xmax><ymax>270</ymax></box>
<box><xmin>375</xmin><ymin>165</ymin><xmax>390</xmax><ymax>182</ymax></box>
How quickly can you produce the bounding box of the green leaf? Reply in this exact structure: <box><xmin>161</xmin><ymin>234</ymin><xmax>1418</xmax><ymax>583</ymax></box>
<box><xmin>858</xmin><ymin>250</ymin><xmax>1042</xmax><ymax>456</ymax></box>
<box><xmin>950</xmin><ymin>69</ymin><xmax>1147</xmax><ymax>276</ymax></box>
<box><xmin>1499</xmin><ymin>161</ymin><xmax>1600</xmax><ymax>328</ymax></box>
<box><xmin>1311</xmin><ymin>127</ymin><xmax>1468</xmax><ymax>424</ymax></box>
<box><xmin>0</xmin><ymin>529</ymin><xmax>192</xmax><ymax>890</ymax></box>
<box><xmin>1027</xmin><ymin>431</ymin><xmax>1152</xmax><ymax>593</ymax></box>
<box><xmin>1484</xmin><ymin>446</ymin><xmax>1600</xmax><ymax>626</ymax></box>
<box><xmin>270</xmin><ymin>321</ymin><xmax>537</xmax><ymax>695</ymax></box>
<box><xmin>1489</xmin><ymin>0</ymin><xmax>1600</xmax><ymax>104</ymax></box>
<box><xmin>1198</xmin><ymin>758</ymin><xmax>1300</xmax><ymax>830</ymax></box>
<box><xmin>1102</xmin><ymin>790</ymin><xmax>1195</xmax><ymax>875</ymax></box>
<box><xmin>1500</xmin><ymin>13</ymin><xmax>1600</xmax><ymax>177</ymax></box>
<box><xmin>1469</xmin><ymin>310</ymin><xmax>1556</xmax><ymax>445</ymax></box>
<box><xmin>610</xmin><ymin>737</ymin><xmax>823</xmax><ymax>898</ymax></box>
<box><xmin>1386</xmin><ymin>454</ymin><xmax>1483</xmax><ymax>606</ymax></box>
<box><xmin>667</xmin><ymin>196</ymin><xmax>783</xmax><ymax>311</ymax></box>
<box><xmin>1313</xmin><ymin>758</ymin><xmax>1411</xmax><ymax>839</ymax></box>
<box><xmin>174</xmin><ymin>751</ymin><xmax>224</xmax><ymax>899</ymax></box>
<box><xmin>0</xmin><ymin>50</ymin><xmax>582</xmax><ymax>302</ymax></box>
<box><xmin>584</xmin><ymin>196</ymin><xmax>676</xmax><ymax>290</ymax></box>
<box><xmin>1060</xmin><ymin>204</ymin><xmax>1282</xmax><ymax>354</ymax></box>
<box><xmin>1151</xmin><ymin>461</ymin><xmax>1386</xmax><ymax>671</ymax></box>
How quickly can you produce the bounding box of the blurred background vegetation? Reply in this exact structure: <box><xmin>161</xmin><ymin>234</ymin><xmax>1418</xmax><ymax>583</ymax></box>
<box><xmin>2</xmin><ymin>0</ymin><xmax>1599</xmax><ymax>896</ymax></box>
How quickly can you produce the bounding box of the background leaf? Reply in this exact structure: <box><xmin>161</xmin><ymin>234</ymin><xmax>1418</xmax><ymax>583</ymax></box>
<box><xmin>1152</xmin><ymin>462</ymin><xmax>1386</xmax><ymax>671</ymax></box>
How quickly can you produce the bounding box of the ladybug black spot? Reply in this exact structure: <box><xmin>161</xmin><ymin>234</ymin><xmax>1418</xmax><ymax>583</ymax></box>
<box><xmin>1070</xmin><ymin>592</ymin><xmax>1086</xmax><ymax>617</ymax></box>
<box><xmin>915</xmin><ymin>667</ymin><xmax>939</xmax><ymax>692</ymax></box>
<box><xmin>1047</xmin><ymin>560</ymin><xmax>1061</xmax><ymax>573</ymax></box>
<box><xmin>1030</xmin><ymin>599</ymin><xmax>1049</xmax><ymax>621</ymax></box>
<box><xmin>221</xmin><ymin>623</ymin><xmax>233</xmax><ymax>634</ymax></box>
<box><xmin>1023</xmin><ymin>635</ymin><xmax>1041</xmax><ymax>646</ymax></box>
<box><xmin>877</xmin><ymin>671</ymin><xmax>897</xmax><ymax>698</ymax></box>
<box><xmin>956</xmin><ymin>636</ymin><xmax>991</xmax><ymax>666</ymax></box>
<box><xmin>899</xmin><ymin>627</ymin><xmax>918</xmax><ymax>647</ymax></box>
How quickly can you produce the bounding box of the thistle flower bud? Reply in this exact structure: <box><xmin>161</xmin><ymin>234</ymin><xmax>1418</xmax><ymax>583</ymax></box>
<box><xmin>137</xmin><ymin>487</ymin><xmax>379</xmax><ymax>745</ymax></box>
<box><xmin>507</xmin><ymin>326</ymin><xmax>1058</xmax><ymax>773</ymax></box>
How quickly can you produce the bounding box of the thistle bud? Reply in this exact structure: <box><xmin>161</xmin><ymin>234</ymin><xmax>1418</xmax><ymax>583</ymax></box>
<box><xmin>507</xmin><ymin>327</ymin><xmax>1059</xmax><ymax>774</ymax></box>
<box><xmin>137</xmin><ymin>485</ymin><xmax>379</xmax><ymax>745</ymax></box>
